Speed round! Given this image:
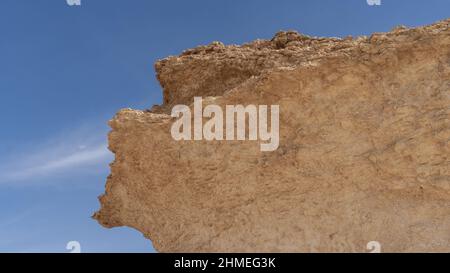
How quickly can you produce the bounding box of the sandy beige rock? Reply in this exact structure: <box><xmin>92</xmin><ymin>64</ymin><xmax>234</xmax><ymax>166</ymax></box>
<box><xmin>94</xmin><ymin>19</ymin><xmax>450</xmax><ymax>252</ymax></box>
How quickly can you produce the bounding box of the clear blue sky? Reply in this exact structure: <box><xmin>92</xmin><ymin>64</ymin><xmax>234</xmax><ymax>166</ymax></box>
<box><xmin>0</xmin><ymin>0</ymin><xmax>448</xmax><ymax>252</ymax></box>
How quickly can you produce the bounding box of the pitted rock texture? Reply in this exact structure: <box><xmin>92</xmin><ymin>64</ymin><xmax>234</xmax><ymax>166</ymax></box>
<box><xmin>94</xmin><ymin>19</ymin><xmax>450</xmax><ymax>252</ymax></box>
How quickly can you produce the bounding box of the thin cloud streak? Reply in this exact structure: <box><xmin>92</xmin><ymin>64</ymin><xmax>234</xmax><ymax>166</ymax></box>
<box><xmin>2</xmin><ymin>144</ymin><xmax>111</xmax><ymax>182</ymax></box>
<box><xmin>0</xmin><ymin>123</ymin><xmax>112</xmax><ymax>185</ymax></box>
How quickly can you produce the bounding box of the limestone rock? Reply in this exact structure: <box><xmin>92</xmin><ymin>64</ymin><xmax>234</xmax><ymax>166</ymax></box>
<box><xmin>94</xmin><ymin>19</ymin><xmax>450</xmax><ymax>252</ymax></box>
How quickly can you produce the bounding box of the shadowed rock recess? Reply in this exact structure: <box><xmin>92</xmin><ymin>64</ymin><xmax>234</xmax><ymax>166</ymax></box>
<box><xmin>94</xmin><ymin>19</ymin><xmax>450</xmax><ymax>252</ymax></box>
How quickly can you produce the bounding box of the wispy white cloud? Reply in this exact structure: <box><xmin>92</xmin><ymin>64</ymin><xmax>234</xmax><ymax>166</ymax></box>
<box><xmin>1</xmin><ymin>144</ymin><xmax>110</xmax><ymax>181</ymax></box>
<box><xmin>0</xmin><ymin>122</ymin><xmax>112</xmax><ymax>185</ymax></box>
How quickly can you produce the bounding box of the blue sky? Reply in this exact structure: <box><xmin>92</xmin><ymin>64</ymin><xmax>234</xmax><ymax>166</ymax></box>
<box><xmin>0</xmin><ymin>0</ymin><xmax>448</xmax><ymax>252</ymax></box>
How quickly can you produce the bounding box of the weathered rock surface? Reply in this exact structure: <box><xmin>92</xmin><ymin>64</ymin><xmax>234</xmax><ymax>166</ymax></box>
<box><xmin>94</xmin><ymin>19</ymin><xmax>450</xmax><ymax>252</ymax></box>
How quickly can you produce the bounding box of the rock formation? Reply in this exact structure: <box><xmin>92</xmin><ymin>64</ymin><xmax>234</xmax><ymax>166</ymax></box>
<box><xmin>94</xmin><ymin>19</ymin><xmax>450</xmax><ymax>252</ymax></box>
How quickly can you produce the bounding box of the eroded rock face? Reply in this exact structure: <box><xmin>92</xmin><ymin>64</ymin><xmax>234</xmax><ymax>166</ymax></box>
<box><xmin>94</xmin><ymin>19</ymin><xmax>450</xmax><ymax>252</ymax></box>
